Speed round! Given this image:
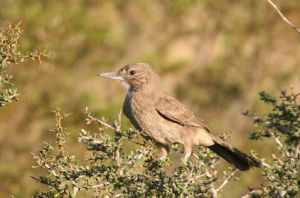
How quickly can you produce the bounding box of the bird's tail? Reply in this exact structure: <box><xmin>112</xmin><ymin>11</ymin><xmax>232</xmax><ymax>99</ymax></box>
<box><xmin>207</xmin><ymin>136</ymin><xmax>260</xmax><ymax>171</ymax></box>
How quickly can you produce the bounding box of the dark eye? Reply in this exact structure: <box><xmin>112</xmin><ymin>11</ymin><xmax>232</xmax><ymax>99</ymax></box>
<box><xmin>129</xmin><ymin>70</ymin><xmax>136</xmax><ymax>75</ymax></box>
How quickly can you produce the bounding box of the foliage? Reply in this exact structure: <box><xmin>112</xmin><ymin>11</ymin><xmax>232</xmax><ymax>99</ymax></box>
<box><xmin>0</xmin><ymin>22</ymin><xmax>47</xmax><ymax>107</ymax></box>
<box><xmin>243</xmin><ymin>89</ymin><xmax>300</xmax><ymax>198</ymax></box>
<box><xmin>31</xmin><ymin>89</ymin><xmax>300</xmax><ymax>198</ymax></box>
<box><xmin>31</xmin><ymin>109</ymin><xmax>238</xmax><ymax>198</ymax></box>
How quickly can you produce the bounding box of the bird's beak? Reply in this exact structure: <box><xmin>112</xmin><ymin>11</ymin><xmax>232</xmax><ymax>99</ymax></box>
<box><xmin>98</xmin><ymin>71</ymin><xmax>124</xmax><ymax>81</ymax></box>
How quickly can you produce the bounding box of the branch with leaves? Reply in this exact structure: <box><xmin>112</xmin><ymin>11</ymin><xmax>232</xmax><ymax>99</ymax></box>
<box><xmin>0</xmin><ymin>22</ymin><xmax>48</xmax><ymax>107</ymax></box>
<box><xmin>243</xmin><ymin>89</ymin><xmax>300</xmax><ymax>197</ymax></box>
<box><xmin>30</xmin><ymin>89</ymin><xmax>300</xmax><ymax>198</ymax></box>
<box><xmin>31</xmin><ymin>108</ymin><xmax>239</xmax><ymax>198</ymax></box>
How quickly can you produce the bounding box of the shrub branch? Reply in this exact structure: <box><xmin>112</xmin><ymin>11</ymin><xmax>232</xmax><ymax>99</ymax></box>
<box><xmin>266</xmin><ymin>0</ymin><xmax>300</xmax><ymax>34</ymax></box>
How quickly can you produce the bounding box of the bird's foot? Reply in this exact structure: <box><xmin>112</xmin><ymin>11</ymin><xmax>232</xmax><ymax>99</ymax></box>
<box><xmin>183</xmin><ymin>152</ymin><xmax>191</xmax><ymax>164</ymax></box>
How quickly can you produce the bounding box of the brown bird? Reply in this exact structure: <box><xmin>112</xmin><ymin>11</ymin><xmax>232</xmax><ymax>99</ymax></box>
<box><xmin>99</xmin><ymin>63</ymin><xmax>260</xmax><ymax>171</ymax></box>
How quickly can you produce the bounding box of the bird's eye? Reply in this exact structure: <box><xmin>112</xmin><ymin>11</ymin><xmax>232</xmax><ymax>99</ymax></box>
<box><xmin>129</xmin><ymin>70</ymin><xmax>136</xmax><ymax>75</ymax></box>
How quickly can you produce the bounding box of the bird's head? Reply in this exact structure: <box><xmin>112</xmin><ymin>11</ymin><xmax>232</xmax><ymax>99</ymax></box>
<box><xmin>98</xmin><ymin>63</ymin><xmax>161</xmax><ymax>91</ymax></box>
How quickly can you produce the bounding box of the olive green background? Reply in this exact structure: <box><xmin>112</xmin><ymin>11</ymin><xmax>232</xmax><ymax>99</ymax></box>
<box><xmin>0</xmin><ymin>0</ymin><xmax>300</xmax><ymax>197</ymax></box>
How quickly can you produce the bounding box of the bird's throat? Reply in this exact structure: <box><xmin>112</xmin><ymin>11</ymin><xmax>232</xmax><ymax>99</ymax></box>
<box><xmin>119</xmin><ymin>80</ymin><xmax>130</xmax><ymax>90</ymax></box>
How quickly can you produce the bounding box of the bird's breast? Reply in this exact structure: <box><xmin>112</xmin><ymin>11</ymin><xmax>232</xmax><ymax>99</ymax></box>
<box><xmin>123</xmin><ymin>92</ymin><xmax>154</xmax><ymax>131</ymax></box>
<box><xmin>123</xmin><ymin>93</ymin><xmax>143</xmax><ymax>131</ymax></box>
<box><xmin>123</xmin><ymin>91</ymin><xmax>185</xmax><ymax>144</ymax></box>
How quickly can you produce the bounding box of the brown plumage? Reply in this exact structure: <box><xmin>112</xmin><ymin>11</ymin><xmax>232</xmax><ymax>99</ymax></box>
<box><xmin>99</xmin><ymin>63</ymin><xmax>260</xmax><ymax>171</ymax></box>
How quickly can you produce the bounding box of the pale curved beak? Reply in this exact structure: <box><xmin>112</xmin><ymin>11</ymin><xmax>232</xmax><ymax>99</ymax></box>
<box><xmin>98</xmin><ymin>71</ymin><xmax>124</xmax><ymax>81</ymax></box>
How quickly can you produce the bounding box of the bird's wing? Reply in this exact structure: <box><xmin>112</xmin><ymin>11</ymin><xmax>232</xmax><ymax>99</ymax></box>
<box><xmin>155</xmin><ymin>94</ymin><xmax>209</xmax><ymax>130</ymax></box>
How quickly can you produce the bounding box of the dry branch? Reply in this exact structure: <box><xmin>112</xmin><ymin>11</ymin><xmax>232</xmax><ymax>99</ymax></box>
<box><xmin>266</xmin><ymin>0</ymin><xmax>300</xmax><ymax>34</ymax></box>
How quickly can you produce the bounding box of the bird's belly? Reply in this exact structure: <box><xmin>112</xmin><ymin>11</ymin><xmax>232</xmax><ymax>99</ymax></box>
<box><xmin>133</xmin><ymin>110</ymin><xmax>184</xmax><ymax>145</ymax></box>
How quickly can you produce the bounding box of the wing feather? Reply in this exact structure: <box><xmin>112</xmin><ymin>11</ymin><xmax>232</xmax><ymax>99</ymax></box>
<box><xmin>155</xmin><ymin>94</ymin><xmax>209</xmax><ymax>130</ymax></box>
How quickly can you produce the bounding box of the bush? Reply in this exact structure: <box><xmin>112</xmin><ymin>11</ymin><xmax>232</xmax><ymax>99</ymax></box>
<box><xmin>243</xmin><ymin>89</ymin><xmax>299</xmax><ymax>198</ymax></box>
<box><xmin>31</xmin><ymin>88</ymin><xmax>300</xmax><ymax>198</ymax></box>
<box><xmin>31</xmin><ymin>109</ymin><xmax>238</xmax><ymax>198</ymax></box>
<box><xmin>0</xmin><ymin>22</ymin><xmax>47</xmax><ymax>107</ymax></box>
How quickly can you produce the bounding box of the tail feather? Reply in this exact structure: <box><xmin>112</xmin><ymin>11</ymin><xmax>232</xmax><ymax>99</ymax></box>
<box><xmin>208</xmin><ymin>137</ymin><xmax>260</xmax><ymax>171</ymax></box>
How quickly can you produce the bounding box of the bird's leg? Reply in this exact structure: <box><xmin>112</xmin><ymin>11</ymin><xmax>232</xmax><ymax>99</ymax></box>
<box><xmin>156</xmin><ymin>143</ymin><xmax>170</xmax><ymax>160</ymax></box>
<box><xmin>183</xmin><ymin>144</ymin><xmax>192</xmax><ymax>164</ymax></box>
<box><xmin>160</xmin><ymin>145</ymin><xmax>170</xmax><ymax>158</ymax></box>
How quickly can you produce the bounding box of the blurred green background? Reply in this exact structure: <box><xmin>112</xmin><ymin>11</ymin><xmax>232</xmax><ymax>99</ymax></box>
<box><xmin>1</xmin><ymin>0</ymin><xmax>300</xmax><ymax>197</ymax></box>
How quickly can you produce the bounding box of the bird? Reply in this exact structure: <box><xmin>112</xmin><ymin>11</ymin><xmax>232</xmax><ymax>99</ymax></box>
<box><xmin>98</xmin><ymin>63</ymin><xmax>260</xmax><ymax>171</ymax></box>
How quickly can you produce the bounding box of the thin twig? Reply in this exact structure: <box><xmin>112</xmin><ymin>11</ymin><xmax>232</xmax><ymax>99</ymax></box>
<box><xmin>210</xmin><ymin>158</ymin><xmax>219</xmax><ymax>169</ymax></box>
<box><xmin>269</xmin><ymin>131</ymin><xmax>283</xmax><ymax>148</ymax></box>
<box><xmin>85</xmin><ymin>109</ymin><xmax>115</xmax><ymax>130</ymax></box>
<box><xmin>240</xmin><ymin>188</ymin><xmax>260</xmax><ymax>198</ymax></box>
<box><xmin>206</xmin><ymin>167</ymin><xmax>217</xmax><ymax>198</ymax></box>
<box><xmin>31</xmin><ymin>152</ymin><xmax>59</xmax><ymax>177</ymax></box>
<box><xmin>204</xmin><ymin>159</ymin><xmax>219</xmax><ymax>198</ymax></box>
<box><xmin>269</xmin><ymin>131</ymin><xmax>290</xmax><ymax>157</ymax></box>
<box><xmin>183</xmin><ymin>167</ymin><xmax>194</xmax><ymax>189</ymax></box>
<box><xmin>116</xmin><ymin>109</ymin><xmax>122</xmax><ymax>131</ymax></box>
<box><xmin>262</xmin><ymin>161</ymin><xmax>271</xmax><ymax>168</ymax></box>
<box><xmin>210</xmin><ymin>182</ymin><xmax>217</xmax><ymax>198</ymax></box>
<box><xmin>8</xmin><ymin>92</ymin><xmax>23</xmax><ymax>99</ymax></box>
<box><xmin>128</xmin><ymin>147</ymin><xmax>152</xmax><ymax>174</ymax></box>
<box><xmin>215</xmin><ymin>170</ymin><xmax>237</xmax><ymax>193</ymax></box>
<box><xmin>80</xmin><ymin>136</ymin><xmax>102</xmax><ymax>145</ymax></box>
<box><xmin>272</xmin><ymin>154</ymin><xmax>284</xmax><ymax>165</ymax></box>
<box><xmin>56</xmin><ymin>113</ymin><xmax>71</xmax><ymax>160</ymax></box>
<box><xmin>192</xmin><ymin>153</ymin><xmax>199</xmax><ymax>160</ymax></box>
<box><xmin>266</xmin><ymin>0</ymin><xmax>300</xmax><ymax>34</ymax></box>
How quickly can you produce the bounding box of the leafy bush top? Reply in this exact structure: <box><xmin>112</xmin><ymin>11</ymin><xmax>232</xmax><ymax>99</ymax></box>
<box><xmin>0</xmin><ymin>23</ymin><xmax>47</xmax><ymax>107</ymax></box>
